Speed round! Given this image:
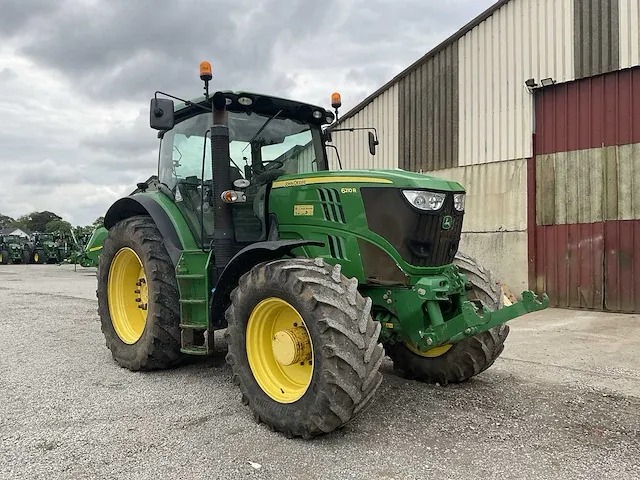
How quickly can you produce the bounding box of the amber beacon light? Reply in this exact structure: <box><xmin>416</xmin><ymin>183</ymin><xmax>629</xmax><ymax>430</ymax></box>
<box><xmin>200</xmin><ymin>61</ymin><xmax>213</xmax><ymax>81</ymax></box>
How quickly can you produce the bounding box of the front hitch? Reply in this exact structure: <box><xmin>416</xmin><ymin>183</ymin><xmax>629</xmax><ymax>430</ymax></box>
<box><xmin>414</xmin><ymin>290</ymin><xmax>549</xmax><ymax>351</ymax></box>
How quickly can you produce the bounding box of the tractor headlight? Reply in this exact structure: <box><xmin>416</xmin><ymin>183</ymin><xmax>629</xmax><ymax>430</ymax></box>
<box><xmin>402</xmin><ymin>190</ymin><xmax>446</xmax><ymax>211</ymax></box>
<box><xmin>453</xmin><ymin>193</ymin><xmax>465</xmax><ymax>211</ymax></box>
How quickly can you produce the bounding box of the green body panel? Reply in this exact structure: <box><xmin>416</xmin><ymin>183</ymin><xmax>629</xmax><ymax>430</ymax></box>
<box><xmin>73</xmin><ymin>226</ymin><xmax>108</xmax><ymax>267</ymax></box>
<box><xmin>269</xmin><ymin>169</ymin><xmax>464</xmax><ymax>282</ymax></box>
<box><xmin>134</xmin><ymin>191</ymin><xmax>202</xmax><ymax>252</ymax></box>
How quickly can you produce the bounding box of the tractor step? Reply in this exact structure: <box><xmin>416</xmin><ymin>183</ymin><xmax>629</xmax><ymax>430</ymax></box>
<box><xmin>180</xmin><ymin>323</ymin><xmax>207</xmax><ymax>330</ymax></box>
<box><xmin>176</xmin><ymin>250</ymin><xmax>212</xmax><ymax>355</ymax></box>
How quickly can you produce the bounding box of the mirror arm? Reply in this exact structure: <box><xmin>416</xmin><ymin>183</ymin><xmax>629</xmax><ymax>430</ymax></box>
<box><xmin>325</xmin><ymin>144</ymin><xmax>343</xmax><ymax>170</ymax></box>
<box><xmin>154</xmin><ymin>91</ymin><xmax>211</xmax><ymax>114</ymax></box>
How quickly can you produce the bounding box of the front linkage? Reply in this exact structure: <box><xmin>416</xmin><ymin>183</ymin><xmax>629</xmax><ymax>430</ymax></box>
<box><xmin>369</xmin><ymin>263</ymin><xmax>549</xmax><ymax>353</ymax></box>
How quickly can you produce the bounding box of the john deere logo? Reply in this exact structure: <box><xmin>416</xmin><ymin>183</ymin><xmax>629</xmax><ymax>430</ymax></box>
<box><xmin>442</xmin><ymin>215</ymin><xmax>453</xmax><ymax>230</ymax></box>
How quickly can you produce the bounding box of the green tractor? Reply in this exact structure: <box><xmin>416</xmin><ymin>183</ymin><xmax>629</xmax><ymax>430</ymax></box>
<box><xmin>30</xmin><ymin>233</ymin><xmax>62</xmax><ymax>264</ymax></box>
<box><xmin>96</xmin><ymin>62</ymin><xmax>548</xmax><ymax>439</ymax></box>
<box><xmin>0</xmin><ymin>235</ymin><xmax>30</xmax><ymax>265</ymax></box>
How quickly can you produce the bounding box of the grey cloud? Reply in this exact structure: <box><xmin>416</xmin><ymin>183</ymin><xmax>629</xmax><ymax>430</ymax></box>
<box><xmin>6</xmin><ymin>0</ymin><xmax>336</xmax><ymax>102</ymax></box>
<box><xmin>0</xmin><ymin>68</ymin><xmax>18</xmax><ymax>81</ymax></box>
<box><xmin>82</xmin><ymin>109</ymin><xmax>158</xmax><ymax>158</ymax></box>
<box><xmin>0</xmin><ymin>0</ymin><xmax>57</xmax><ymax>37</ymax></box>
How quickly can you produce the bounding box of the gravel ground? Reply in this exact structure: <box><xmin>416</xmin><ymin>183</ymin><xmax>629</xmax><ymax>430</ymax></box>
<box><xmin>1</xmin><ymin>265</ymin><xmax>640</xmax><ymax>480</ymax></box>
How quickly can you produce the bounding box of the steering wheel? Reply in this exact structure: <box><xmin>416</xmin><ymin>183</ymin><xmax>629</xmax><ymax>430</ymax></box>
<box><xmin>251</xmin><ymin>160</ymin><xmax>284</xmax><ymax>173</ymax></box>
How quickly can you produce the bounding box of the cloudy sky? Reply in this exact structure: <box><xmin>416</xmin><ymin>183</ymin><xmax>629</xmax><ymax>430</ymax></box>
<box><xmin>0</xmin><ymin>0</ymin><xmax>494</xmax><ymax>226</ymax></box>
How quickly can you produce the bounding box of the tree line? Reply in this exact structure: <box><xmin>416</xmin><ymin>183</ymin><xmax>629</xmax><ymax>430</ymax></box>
<box><xmin>0</xmin><ymin>211</ymin><xmax>104</xmax><ymax>238</ymax></box>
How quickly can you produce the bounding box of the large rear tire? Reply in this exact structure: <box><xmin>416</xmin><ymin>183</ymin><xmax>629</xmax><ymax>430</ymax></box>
<box><xmin>386</xmin><ymin>252</ymin><xmax>509</xmax><ymax>384</ymax></box>
<box><xmin>225</xmin><ymin>258</ymin><xmax>385</xmax><ymax>439</ymax></box>
<box><xmin>96</xmin><ymin>215</ymin><xmax>182</xmax><ymax>371</ymax></box>
<box><xmin>0</xmin><ymin>250</ymin><xmax>9</xmax><ymax>265</ymax></box>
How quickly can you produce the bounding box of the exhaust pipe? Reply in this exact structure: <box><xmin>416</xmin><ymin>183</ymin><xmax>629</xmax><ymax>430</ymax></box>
<box><xmin>210</xmin><ymin>92</ymin><xmax>234</xmax><ymax>280</ymax></box>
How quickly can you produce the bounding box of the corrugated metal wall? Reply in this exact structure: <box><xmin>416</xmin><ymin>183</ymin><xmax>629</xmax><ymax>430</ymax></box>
<box><xmin>574</xmin><ymin>0</ymin><xmax>620</xmax><ymax>78</ymax></box>
<box><xmin>535</xmin><ymin>67</ymin><xmax>640</xmax><ymax>154</ymax></box>
<box><xmin>620</xmin><ymin>0</ymin><xmax>640</xmax><ymax>69</ymax></box>
<box><xmin>327</xmin><ymin>85</ymin><xmax>399</xmax><ymax>170</ymax></box>
<box><xmin>430</xmin><ymin>159</ymin><xmax>529</xmax><ymax>293</ymax></box>
<box><xmin>458</xmin><ymin>0</ymin><xmax>575</xmax><ymax>166</ymax></box>
<box><xmin>533</xmin><ymin>67</ymin><xmax>640</xmax><ymax>312</ymax></box>
<box><xmin>397</xmin><ymin>42</ymin><xmax>458</xmax><ymax>172</ymax></box>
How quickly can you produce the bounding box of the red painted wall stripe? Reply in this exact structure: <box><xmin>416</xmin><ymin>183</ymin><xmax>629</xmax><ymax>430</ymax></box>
<box><xmin>534</xmin><ymin>223</ymin><xmax>604</xmax><ymax>310</ymax></box>
<box><xmin>534</xmin><ymin>220</ymin><xmax>640</xmax><ymax>312</ymax></box>
<box><xmin>535</xmin><ymin>66</ymin><xmax>640</xmax><ymax>155</ymax></box>
<box><xmin>604</xmin><ymin>220</ymin><xmax>640</xmax><ymax>313</ymax></box>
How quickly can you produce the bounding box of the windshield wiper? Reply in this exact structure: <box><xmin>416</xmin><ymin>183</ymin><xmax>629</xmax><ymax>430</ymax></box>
<box><xmin>242</xmin><ymin>109</ymin><xmax>283</xmax><ymax>152</ymax></box>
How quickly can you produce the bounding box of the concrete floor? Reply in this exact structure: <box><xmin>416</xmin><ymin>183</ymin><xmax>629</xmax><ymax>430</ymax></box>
<box><xmin>1</xmin><ymin>265</ymin><xmax>639</xmax><ymax>480</ymax></box>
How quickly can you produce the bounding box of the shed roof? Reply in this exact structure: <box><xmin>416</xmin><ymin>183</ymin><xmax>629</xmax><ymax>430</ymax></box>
<box><xmin>330</xmin><ymin>0</ymin><xmax>508</xmax><ymax>128</ymax></box>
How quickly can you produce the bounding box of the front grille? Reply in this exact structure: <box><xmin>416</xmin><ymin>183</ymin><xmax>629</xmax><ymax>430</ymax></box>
<box><xmin>360</xmin><ymin>187</ymin><xmax>464</xmax><ymax>267</ymax></box>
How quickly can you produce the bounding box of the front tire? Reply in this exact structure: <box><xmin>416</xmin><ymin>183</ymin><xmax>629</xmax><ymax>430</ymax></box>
<box><xmin>225</xmin><ymin>258</ymin><xmax>385</xmax><ymax>439</ymax></box>
<box><xmin>96</xmin><ymin>215</ymin><xmax>182</xmax><ymax>371</ymax></box>
<box><xmin>0</xmin><ymin>250</ymin><xmax>9</xmax><ymax>265</ymax></box>
<box><xmin>386</xmin><ymin>252</ymin><xmax>509</xmax><ymax>384</ymax></box>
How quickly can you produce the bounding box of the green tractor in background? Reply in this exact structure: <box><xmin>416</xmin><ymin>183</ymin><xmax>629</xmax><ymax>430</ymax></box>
<box><xmin>95</xmin><ymin>62</ymin><xmax>548</xmax><ymax>439</ymax></box>
<box><xmin>0</xmin><ymin>235</ymin><xmax>31</xmax><ymax>265</ymax></box>
<box><xmin>30</xmin><ymin>233</ymin><xmax>62</xmax><ymax>264</ymax></box>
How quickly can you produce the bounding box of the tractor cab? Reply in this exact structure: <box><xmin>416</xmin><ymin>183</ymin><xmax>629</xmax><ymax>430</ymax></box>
<box><xmin>152</xmin><ymin>88</ymin><xmax>335</xmax><ymax>251</ymax></box>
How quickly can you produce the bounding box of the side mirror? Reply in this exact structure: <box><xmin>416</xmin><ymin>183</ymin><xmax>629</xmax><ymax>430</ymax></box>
<box><xmin>368</xmin><ymin>131</ymin><xmax>379</xmax><ymax>156</ymax></box>
<box><xmin>323</xmin><ymin>130</ymin><xmax>333</xmax><ymax>143</ymax></box>
<box><xmin>150</xmin><ymin>98</ymin><xmax>175</xmax><ymax>130</ymax></box>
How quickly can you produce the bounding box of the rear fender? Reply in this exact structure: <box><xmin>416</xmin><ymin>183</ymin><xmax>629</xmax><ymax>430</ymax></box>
<box><xmin>210</xmin><ymin>239</ymin><xmax>324</xmax><ymax>327</ymax></box>
<box><xmin>104</xmin><ymin>196</ymin><xmax>183</xmax><ymax>266</ymax></box>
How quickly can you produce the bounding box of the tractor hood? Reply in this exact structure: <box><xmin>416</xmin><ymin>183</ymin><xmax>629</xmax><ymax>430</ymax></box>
<box><xmin>271</xmin><ymin>169</ymin><xmax>465</xmax><ymax>192</ymax></box>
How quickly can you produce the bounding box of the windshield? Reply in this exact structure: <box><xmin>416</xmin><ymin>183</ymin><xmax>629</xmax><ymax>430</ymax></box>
<box><xmin>158</xmin><ymin>110</ymin><xmax>326</xmax><ymax>190</ymax></box>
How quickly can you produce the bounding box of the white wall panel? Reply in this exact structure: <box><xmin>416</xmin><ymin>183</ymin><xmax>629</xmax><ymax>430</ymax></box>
<box><xmin>327</xmin><ymin>84</ymin><xmax>398</xmax><ymax>170</ymax></box>
<box><xmin>429</xmin><ymin>159</ymin><xmax>528</xmax><ymax>232</ymax></box>
<box><xmin>458</xmin><ymin>0</ymin><xmax>575</xmax><ymax>166</ymax></box>
<box><xmin>620</xmin><ymin>0</ymin><xmax>640</xmax><ymax>69</ymax></box>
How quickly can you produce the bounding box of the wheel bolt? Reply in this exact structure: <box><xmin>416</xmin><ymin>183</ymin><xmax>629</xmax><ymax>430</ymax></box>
<box><xmin>135</xmin><ymin>298</ymin><xmax>141</xmax><ymax>302</ymax></box>
<box><xmin>135</xmin><ymin>289</ymin><xmax>140</xmax><ymax>294</ymax></box>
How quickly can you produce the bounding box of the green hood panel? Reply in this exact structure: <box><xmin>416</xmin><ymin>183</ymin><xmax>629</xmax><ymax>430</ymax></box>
<box><xmin>271</xmin><ymin>169</ymin><xmax>465</xmax><ymax>192</ymax></box>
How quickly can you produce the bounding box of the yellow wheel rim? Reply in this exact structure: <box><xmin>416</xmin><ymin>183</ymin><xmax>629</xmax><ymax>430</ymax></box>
<box><xmin>405</xmin><ymin>341</ymin><xmax>452</xmax><ymax>358</ymax></box>
<box><xmin>246</xmin><ymin>298</ymin><xmax>314</xmax><ymax>403</ymax></box>
<box><xmin>34</xmin><ymin>253</ymin><xmax>39</xmax><ymax>262</ymax></box>
<box><xmin>107</xmin><ymin>247</ymin><xmax>148</xmax><ymax>344</ymax></box>
<box><xmin>0</xmin><ymin>253</ymin><xmax>3</xmax><ymax>262</ymax></box>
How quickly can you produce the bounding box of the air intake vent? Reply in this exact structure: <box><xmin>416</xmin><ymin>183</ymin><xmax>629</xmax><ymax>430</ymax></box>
<box><xmin>317</xmin><ymin>188</ymin><xmax>345</xmax><ymax>224</ymax></box>
<box><xmin>327</xmin><ymin>235</ymin><xmax>347</xmax><ymax>260</ymax></box>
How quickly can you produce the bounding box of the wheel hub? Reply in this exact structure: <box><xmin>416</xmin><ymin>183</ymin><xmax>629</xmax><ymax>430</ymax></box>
<box><xmin>246</xmin><ymin>298</ymin><xmax>314</xmax><ymax>403</ymax></box>
<box><xmin>107</xmin><ymin>247</ymin><xmax>148</xmax><ymax>344</ymax></box>
<box><xmin>272</xmin><ymin>327</ymin><xmax>312</xmax><ymax>366</ymax></box>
